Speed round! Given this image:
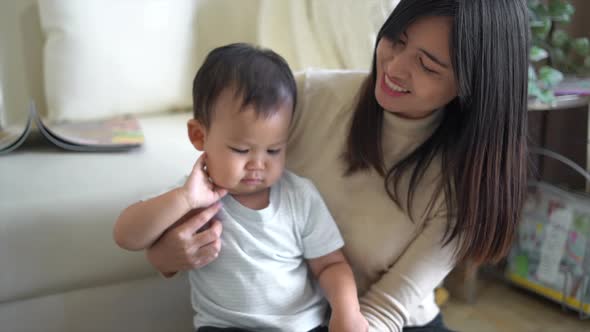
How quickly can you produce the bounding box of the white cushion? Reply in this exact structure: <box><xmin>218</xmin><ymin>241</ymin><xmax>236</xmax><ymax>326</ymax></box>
<box><xmin>38</xmin><ymin>0</ymin><xmax>199</xmax><ymax>122</ymax></box>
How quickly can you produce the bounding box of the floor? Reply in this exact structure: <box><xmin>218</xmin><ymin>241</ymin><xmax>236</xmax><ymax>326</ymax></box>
<box><xmin>441</xmin><ymin>278</ymin><xmax>590</xmax><ymax>332</ymax></box>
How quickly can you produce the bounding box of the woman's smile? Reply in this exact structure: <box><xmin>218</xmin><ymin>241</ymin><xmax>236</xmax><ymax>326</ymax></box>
<box><xmin>381</xmin><ymin>74</ymin><xmax>410</xmax><ymax>97</ymax></box>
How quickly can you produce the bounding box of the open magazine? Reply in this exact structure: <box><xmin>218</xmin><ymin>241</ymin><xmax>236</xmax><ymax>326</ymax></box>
<box><xmin>0</xmin><ymin>101</ymin><xmax>144</xmax><ymax>155</ymax></box>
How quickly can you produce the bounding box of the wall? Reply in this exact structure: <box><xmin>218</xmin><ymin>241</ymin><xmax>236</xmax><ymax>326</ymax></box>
<box><xmin>569</xmin><ymin>0</ymin><xmax>590</xmax><ymax>38</ymax></box>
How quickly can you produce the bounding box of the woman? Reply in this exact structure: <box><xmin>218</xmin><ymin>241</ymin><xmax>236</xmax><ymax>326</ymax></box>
<box><xmin>146</xmin><ymin>0</ymin><xmax>530</xmax><ymax>331</ymax></box>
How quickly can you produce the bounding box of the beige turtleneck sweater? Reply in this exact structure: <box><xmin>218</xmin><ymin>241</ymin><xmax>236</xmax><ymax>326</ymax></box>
<box><xmin>286</xmin><ymin>69</ymin><xmax>457</xmax><ymax>332</ymax></box>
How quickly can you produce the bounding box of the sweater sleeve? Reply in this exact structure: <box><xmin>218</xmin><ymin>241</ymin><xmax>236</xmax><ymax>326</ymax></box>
<box><xmin>359</xmin><ymin>214</ymin><xmax>457</xmax><ymax>332</ymax></box>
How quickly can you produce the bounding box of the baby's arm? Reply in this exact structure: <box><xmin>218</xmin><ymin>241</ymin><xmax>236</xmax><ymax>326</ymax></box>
<box><xmin>296</xmin><ymin>175</ymin><xmax>366</xmax><ymax>331</ymax></box>
<box><xmin>308</xmin><ymin>250</ymin><xmax>368</xmax><ymax>332</ymax></box>
<box><xmin>113</xmin><ymin>187</ymin><xmax>195</xmax><ymax>251</ymax></box>
<box><xmin>113</xmin><ymin>153</ymin><xmax>227</xmax><ymax>251</ymax></box>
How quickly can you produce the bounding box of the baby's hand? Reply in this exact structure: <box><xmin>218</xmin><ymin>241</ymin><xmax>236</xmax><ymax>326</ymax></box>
<box><xmin>181</xmin><ymin>153</ymin><xmax>227</xmax><ymax>209</ymax></box>
<box><xmin>329</xmin><ymin>309</ymin><xmax>368</xmax><ymax>332</ymax></box>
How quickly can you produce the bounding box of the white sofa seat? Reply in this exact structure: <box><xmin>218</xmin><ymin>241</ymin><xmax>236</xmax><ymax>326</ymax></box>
<box><xmin>0</xmin><ymin>275</ymin><xmax>192</xmax><ymax>332</ymax></box>
<box><xmin>0</xmin><ymin>112</ymin><xmax>197</xmax><ymax>331</ymax></box>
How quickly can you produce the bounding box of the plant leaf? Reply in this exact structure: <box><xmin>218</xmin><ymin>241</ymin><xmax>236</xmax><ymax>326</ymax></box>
<box><xmin>539</xmin><ymin>66</ymin><xmax>564</xmax><ymax>88</ymax></box>
<box><xmin>572</xmin><ymin>38</ymin><xmax>590</xmax><ymax>56</ymax></box>
<box><xmin>528</xmin><ymin>65</ymin><xmax>537</xmax><ymax>81</ymax></box>
<box><xmin>530</xmin><ymin>46</ymin><xmax>549</xmax><ymax>62</ymax></box>
<box><xmin>530</xmin><ymin>3</ymin><xmax>549</xmax><ymax>18</ymax></box>
<box><xmin>528</xmin><ymin>82</ymin><xmax>556</xmax><ymax>104</ymax></box>
<box><xmin>551</xmin><ymin>29</ymin><xmax>570</xmax><ymax>48</ymax></box>
<box><xmin>538</xmin><ymin>89</ymin><xmax>556</xmax><ymax>105</ymax></box>
<box><xmin>528</xmin><ymin>81</ymin><xmax>542</xmax><ymax>96</ymax></box>
<box><xmin>548</xmin><ymin>0</ymin><xmax>575</xmax><ymax>22</ymax></box>
<box><xmin>530</xmin><ymin>14</ymin><xmax>551</xmax><ymax>39</ymax></box>
<box><xmin>551</xmin><ymin>47</ymin><xmax>567</xmax><ymax>67</ymax></box>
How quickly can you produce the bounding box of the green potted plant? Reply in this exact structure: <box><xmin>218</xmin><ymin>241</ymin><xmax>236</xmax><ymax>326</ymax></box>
<box><xmin>528</xmin><ymin>0</ymin><xmax>590</xmax><ymax>104</ymax></box>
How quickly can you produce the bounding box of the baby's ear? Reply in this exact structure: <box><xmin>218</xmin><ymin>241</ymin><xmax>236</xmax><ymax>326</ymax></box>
<box><xmin>187</xmin><ymin>119</ymin><xmax>206</xmax><ymax>151</ymax></box>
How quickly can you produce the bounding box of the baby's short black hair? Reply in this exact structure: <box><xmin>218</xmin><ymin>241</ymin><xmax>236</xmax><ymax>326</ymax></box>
<box><xmin>192</xmin><ymin>43</ymin><xmax>296</xmax><ymax>128</ymax></box>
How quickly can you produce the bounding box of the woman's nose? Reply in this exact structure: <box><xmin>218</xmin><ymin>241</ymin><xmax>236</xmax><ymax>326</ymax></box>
<box><xmin>386</xmin><ymin>51</ymin><xmax>411</xmax><ymax>81</ymax></box>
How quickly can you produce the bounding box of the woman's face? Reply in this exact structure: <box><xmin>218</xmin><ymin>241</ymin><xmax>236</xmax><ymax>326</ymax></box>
<box><xmin>375</xmin><ymin>16</ymin><xmax>458</xmax><ymax>119</ymax></box>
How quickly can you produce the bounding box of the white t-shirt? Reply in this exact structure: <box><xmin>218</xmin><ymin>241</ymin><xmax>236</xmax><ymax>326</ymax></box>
<box><xmin>189</xmin><ymin>170</ymin><xmax>344</xmax><ymax>331</ymax></box>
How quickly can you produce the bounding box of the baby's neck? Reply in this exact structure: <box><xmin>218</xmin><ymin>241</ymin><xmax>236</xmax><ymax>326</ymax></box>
<box><xmin>231</xmin><ymin>188</ymin><xmax>270</xmax><ymax>210</ymax></box>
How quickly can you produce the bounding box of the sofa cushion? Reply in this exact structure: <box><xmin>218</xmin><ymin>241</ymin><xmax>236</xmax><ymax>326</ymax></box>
<box><xmin>0</xmin><ymin>112</ymin><xmax>196</xmax><ymax>303</ymax></box>
<box><xmin>38</xmin><ymin>0</ymin><xmax>199</xmax><ymax>121</ymax></box>
<box><xmin>0</xmin><ymin>275</ymin><xmax>192</xmax><ymax>332</ymax></box>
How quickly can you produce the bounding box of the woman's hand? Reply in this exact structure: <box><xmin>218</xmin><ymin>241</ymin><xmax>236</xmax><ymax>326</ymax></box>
<box><xmin>329</xmin><ymin>309</ymin><xmax>369</xmax><ymax>332</ymax></box>
<box><xmin>181</xmin><ymin>153</ymin><xmax>227</xmax><ymax>209</ymax></box>
<box><xmin>145</xmin><ymin>202</ymin><xmax>224</xmax><ymax>276</ymax></box>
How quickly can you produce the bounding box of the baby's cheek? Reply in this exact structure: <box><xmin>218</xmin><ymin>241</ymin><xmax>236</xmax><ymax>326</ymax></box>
<box><xmin>215</xmin><ymin>164</ymin><xmax>240</xmax><ymax>187</ymax></box>
<box><xmin>205</xmin><ymin>162</ymin><xmax>227</xmax><ymax>185</ymax></box>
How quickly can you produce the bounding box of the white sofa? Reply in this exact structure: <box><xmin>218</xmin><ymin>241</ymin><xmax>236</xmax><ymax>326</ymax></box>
<box><xmin>0</xmin><ymin>111</ymin><xmax>198</xmax><ymax>332</ymax></box>
<box><xmin>0</xmin><ymin>1</ymin><xmax>392</xmax><ymax>331</ymax></box>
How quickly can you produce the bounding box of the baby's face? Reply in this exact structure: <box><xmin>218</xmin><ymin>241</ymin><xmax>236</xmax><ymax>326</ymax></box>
<box><xmin>200</xmin><ymin>91</ymin><xmax>292</xmax><ymax>197</ymax></box>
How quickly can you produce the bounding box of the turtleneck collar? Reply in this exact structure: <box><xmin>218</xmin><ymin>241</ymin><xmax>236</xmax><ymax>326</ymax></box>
<box><xmin>381</xmin><ymin>108</ymin><xmax>444</xmax><ymax>165</ymax></box>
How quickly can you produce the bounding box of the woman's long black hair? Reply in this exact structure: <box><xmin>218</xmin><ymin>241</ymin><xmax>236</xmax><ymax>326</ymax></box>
<box><xmin>344</xmin><ymin>0</ymin><xmax>530</xmax><ymax>264</ymax></box>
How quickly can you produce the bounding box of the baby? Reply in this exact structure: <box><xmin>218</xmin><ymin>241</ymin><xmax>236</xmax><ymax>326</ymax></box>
<box><xmin>114</xmin><ymin>43</ymin><xmax>367</xmax><ymax>332</ymax></box>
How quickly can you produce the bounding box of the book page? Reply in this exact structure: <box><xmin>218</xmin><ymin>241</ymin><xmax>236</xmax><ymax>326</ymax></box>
<box><xmin>0</xmin><ymin>127</ymin><xmax>24</xmax><ymax>148</ymax></box>
<box><xmin>0</xmin><ymin>104</ymin><xmax>33</xmax><ymax>154</ymax></box>
<box><xmin>45</xmin><ymin>117</ymin><xmax>144</xmax><ymax>147</ymax></box>
<box><xmin>27</xmin><ymin>101</ymin><xmax>144</xmax><ymax>152</ymax></box>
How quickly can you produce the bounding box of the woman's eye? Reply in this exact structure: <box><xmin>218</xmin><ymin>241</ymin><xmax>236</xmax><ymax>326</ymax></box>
<box><xmin>419</xmin><ymin>58</ymin><xmax>437</xmax><ymax>74</ymax></box>
<box><xmin>230</xmin><ymin>147</ymin><xmax>248</xmax><ymax>154</ymax></box>
<box><xmin>267</xmin><ymin>149</ymin><xmax>281</xmax><ymax>155</ymax></box>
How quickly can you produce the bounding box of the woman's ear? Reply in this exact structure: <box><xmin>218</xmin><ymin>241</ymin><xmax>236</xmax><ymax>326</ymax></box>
<box><xmin>187</xmin><ymin>119</ymin><xmax>206</xmax><ymax>151</ymax></box>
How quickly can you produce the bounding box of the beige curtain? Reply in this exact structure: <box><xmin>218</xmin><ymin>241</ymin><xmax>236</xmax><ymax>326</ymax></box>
<box><xmin>258</xmin><ymin>0</ymin><xmax>398</xmax><ymax>71</ymax></box>
<box><xmin>193</xmin><ymin>0</ymin><xmax>399</xmax><ymax>72</ymax></box>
